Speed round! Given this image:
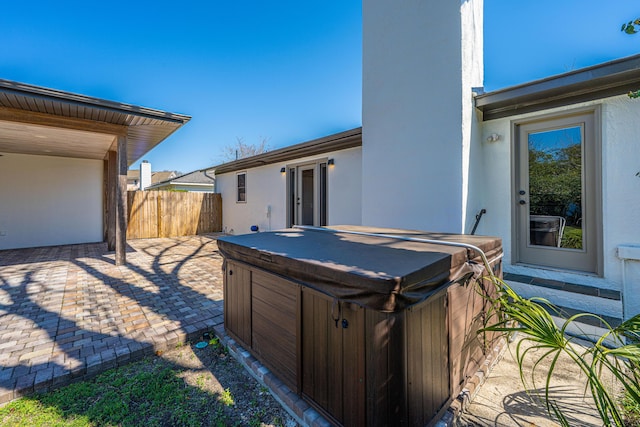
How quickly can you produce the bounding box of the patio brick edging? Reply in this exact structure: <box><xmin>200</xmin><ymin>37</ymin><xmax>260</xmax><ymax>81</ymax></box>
<box><xmin>212</xmin><ymin>323</ymin><xmax>331</xmax><ymax>427</ymax></box>
<box><xmin>0</xmin><ymin>316</ymin><xmax>223</xmax><ymax>407</ymax></box>
<box><xmin>213</xmin><ymin>323</ymin><xmax>509</xmax><ymax>427</ymax></box>
<box><xmin>440</xmin><ymin>336</ymin><xmax>509</xmax><ymax>427</ymax></box>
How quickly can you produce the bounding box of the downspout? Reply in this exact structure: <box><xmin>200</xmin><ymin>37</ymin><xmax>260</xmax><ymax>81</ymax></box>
<box><xmin>202</xmin><ymin>168</ymin><xmax>216</xmax><ymax>192</ymax></box>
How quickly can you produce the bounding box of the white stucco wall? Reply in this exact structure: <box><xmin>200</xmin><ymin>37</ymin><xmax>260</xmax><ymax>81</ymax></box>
<box><xmin>0</xmin><ymin>153</ymin><xmax>104</xmax><ymax>250</ymax></box>
<box><xmin>476</xmin><ymin>95</ymin><xmax>640</xmax><ymax>312</ymax></box>
<box><xmin>461</xmin><ymin>0</ymin><xmax>485</xmax><ymax>234</ymax></box>
<box><xmin>216</xmin><ymin>147</ymin><xmax>362</xmax><ymax>235</ymax></box>
<box><xmin>361</xmin><ymin>0</ymin><xmax>483</xmax><ymax>233</ymax></box>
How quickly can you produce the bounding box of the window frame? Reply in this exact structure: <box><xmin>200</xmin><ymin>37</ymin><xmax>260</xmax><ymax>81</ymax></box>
<box><xmin>511</xmin><ymin>106</ymin><xmax>603</xmax><ymax>275</ymax></box>
<box><xmin>236</xmin><ymin>171</ymin><xmax>247</xmax><ymax>203</ymax></box>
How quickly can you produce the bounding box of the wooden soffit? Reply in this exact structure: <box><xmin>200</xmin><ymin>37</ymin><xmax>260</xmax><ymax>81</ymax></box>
<box><xmin>0</xmin><ymin>79</ymin><xmax>191</xmax><ymax>164</ymax></box>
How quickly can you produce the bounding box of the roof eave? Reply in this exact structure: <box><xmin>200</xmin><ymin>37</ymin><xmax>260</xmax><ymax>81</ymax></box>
<box><xmin>0</xmin><ymin>78</ymin><xmax>191</xmax><ymax>166</ymax></box>
<box><xmin>475</xmin><ymin>54</ymin><xmax>640</xmax><ymax>121</ymax></box>
<box><xmin>0</xmin><ymin>79</ymin><xmax>191</xmax><ymax>124</ymax></box>
<box><xmin>213</xmin><ymin>127</ymin><xmax>362</xmax><ymax>175</ymax></box>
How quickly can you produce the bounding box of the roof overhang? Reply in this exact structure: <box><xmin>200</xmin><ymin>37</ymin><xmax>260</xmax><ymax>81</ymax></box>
<box><xmin>475</xmin><ymin>54</ymin><xmax>640</xmax><ymax>121</ymax></box>
<box><xmin>0</xmin><ymin>79</ymin><xmax>191</xmax><ymax>165</ymax></box>
<box><xmin>213</xmin><ymin>127</ymin><xmax>362</xmax><ymax>175</ymax></box>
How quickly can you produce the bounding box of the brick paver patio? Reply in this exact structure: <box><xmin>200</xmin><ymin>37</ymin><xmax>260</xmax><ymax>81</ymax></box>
<box><xmin>0</xmin><ymin>233</ymin><xmax>543</xmax><ymax>427</ymax></box>
<box><xmin>0</xmin><ymin>234</ymin><xmax>225</xmax><ymax>405</ymax></box>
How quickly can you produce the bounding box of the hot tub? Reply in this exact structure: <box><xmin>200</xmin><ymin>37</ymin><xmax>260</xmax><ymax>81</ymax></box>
<box><xmin>217</xmin><ymin>226</ymin><xmax>502</xmax><ymax>427</ymax></box>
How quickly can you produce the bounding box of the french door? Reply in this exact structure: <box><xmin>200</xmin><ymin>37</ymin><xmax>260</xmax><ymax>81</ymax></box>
<box><xmin>288</xmin><ymin>161</ymin><xmax>327</xmax><ymax>227</ymax></box>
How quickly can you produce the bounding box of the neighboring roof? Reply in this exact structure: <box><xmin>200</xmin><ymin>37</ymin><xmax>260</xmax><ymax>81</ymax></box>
<box><xmin>0</xmin><ymin>79</ymin><xmax>191</xmax><ymax>165</ymax></box>
<box><xmin>171</xmin><ymin>170</ymin><xmax>215</xmax><ymax>184</ymax></box>
<box><xmin>127</xmin><ymin>170</ymin><xmax>179</xmax><ymax>184</ymax></box>
<box><xmin>127</xmin><ymin>170</ymin><xmax>140</xmax><ymax>182</ymax></box>
<box><xmin>475</xmin><ymin>54</ymin><xmax>640</xmax><ymax>121</ymax></box>
<box><xmin>146</xmin><ymin>170</ymin><xmax>215</xmax><ymax>190</ymax></box>
<box><xmin>151</xmin><ymin>171</ymin><xmax>177</xmax><ymax>184</ymax></box>
<box><xmin>212</xmin><ymin>127</ymin><xmax>362</xmax><ymax>175</ymax></box>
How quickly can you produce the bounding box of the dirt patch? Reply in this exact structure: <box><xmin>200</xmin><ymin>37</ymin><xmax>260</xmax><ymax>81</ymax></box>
<box><xmin>457</xmin><ymin>337</ymin><xmax>610</xmax><ymax>427</ymax></box>
<box><xmin>154</xmin><ymin>339</ymin><xmax>299</xmax><ymax>427</ymax></box>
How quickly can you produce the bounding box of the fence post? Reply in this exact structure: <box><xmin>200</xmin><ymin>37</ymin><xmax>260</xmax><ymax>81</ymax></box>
<box><xmin>157</xmin><ymin>193</ymin><xmax>162</xmax><ymax>238</ymax></box>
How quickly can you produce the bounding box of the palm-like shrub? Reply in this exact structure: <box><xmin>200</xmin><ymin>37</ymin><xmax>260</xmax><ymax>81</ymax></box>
<box><xmin>481</xmin><ymin>278</ymin><xmax>640</xmax><ymax>427</ymax></box>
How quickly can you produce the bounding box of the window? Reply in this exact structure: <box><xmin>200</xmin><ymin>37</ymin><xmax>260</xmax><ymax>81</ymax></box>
<box><xmin>236</xmin><ymin>172</ymin><xmax>246</xmax><ymax>202</ymax></box>
<box><xmin>513</xmin><ymin>108</ymin><xmax>601</xmax><ymax>274</ymax></box>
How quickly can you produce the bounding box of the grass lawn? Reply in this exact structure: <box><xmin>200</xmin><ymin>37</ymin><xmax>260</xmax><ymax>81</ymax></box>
<box><xmin>624</xmin><ymin>392</ymin><xmax>640</xmax><ymax>427</ymax></box>
<box><xmin>0</xmin><ymin>340</ymin><xmax>293</xmax><ymax>427</ymax></box>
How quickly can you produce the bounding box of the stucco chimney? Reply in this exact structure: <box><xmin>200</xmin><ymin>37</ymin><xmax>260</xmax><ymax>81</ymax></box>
<box><xmin>140</xmin><ymin>160</ymin><xmax>151</xmax><ymax>191</ymax></box>
<box><xmin>361</xmin><ymin>0</ymin><xmax>483</xmax><ymax>233</ymax></box>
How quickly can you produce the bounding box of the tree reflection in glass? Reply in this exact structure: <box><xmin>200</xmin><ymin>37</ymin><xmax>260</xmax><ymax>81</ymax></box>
<box><xmin>528</xmin><ymin>126</ymin><xmax>583</xmax><ymax>249</ymax></box>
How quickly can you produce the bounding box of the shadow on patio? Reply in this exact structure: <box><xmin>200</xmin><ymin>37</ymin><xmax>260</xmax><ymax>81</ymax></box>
<box><xmin>0</xmin><ymin>234</ymin><xmax>226</xmax><ymax>404</ymax></box>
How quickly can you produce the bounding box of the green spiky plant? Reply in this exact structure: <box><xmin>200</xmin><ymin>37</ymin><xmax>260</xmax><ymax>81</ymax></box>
<box><xmin>480</xmin><ymin>278</ymin><xmax>640</xmax><ymax>427</ymax></box>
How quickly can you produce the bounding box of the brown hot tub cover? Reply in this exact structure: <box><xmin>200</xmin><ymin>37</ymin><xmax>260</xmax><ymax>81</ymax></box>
<box><xmin>216</xmin><ymin>225</ymin><xmax>502</xmax><ymax>312</ymax></box>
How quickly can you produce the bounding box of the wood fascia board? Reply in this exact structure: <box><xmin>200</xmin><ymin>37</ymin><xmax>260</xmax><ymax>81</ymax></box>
<box><xmin>0</xmin><ymin>106</ymin><xmax>128</xmax><ymax>136</ymax></box>
<box><xmin>478</xmin><ymin>82</ymin><xmax>640</xmax><ymax>121</ymax></box>
<box><xmin>476</xmin><ymin>55</ymin><xmax>640</xmax><ymax>121</ymax></box>
<box><xmin>214</xmin><ymin>129</ymin><xmax>362</xmax><ymax>175</ymax></box>
<box><xmin>0</xmin><ymin>79</ymin><xmax>191</xmax><ymax>125</ymax></box>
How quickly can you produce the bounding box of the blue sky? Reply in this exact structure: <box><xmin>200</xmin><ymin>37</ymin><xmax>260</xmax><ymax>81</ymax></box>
<box><xmin>2</xmin><ymin>1</ymin><xmax>639</xmax><ymax>173</ymax></box>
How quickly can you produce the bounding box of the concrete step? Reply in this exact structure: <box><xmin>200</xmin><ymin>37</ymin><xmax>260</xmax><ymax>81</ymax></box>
<box><xmin>503</xmin><ymin>272</ymin><xmax>623</xmax><ymax>341</ymax></box>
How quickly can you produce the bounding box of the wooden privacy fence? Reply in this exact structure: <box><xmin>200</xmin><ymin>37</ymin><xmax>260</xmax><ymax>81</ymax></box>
<box><xmin>127</xmin><ymin>191</ymin><xmax>222</xmax><ymax>239</ymax></box>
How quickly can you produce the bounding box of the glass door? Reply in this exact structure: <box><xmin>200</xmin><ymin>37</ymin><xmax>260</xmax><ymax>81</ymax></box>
<box><xmin>298</xmin><ymin>165</ymin><xmax>315</xmax><ymax>226</ymax></box>
<box><xmin>515</xmin><ymin>111</ymin><xmax>599</xmax><ymax>273</ymax></box>
<box><xmin>287</xmin><ymin>161</ymin><xmax>328</xmax><ymax>227</ymax></box>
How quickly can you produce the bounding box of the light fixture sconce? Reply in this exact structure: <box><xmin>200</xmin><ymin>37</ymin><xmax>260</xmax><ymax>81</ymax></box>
<box><xmin>486</xmin><ymin>133</ymin><xmax>501</xmax><ymax>143</ymax></box>
<box><xmin>280</xmin><ymin>167</ymin><xmax>286</xmax><ymax>174</ymax></box>
<box><xmin>327</xmin><ymin>158</ymin><xmax>335</xmax><ymax>166</ymax></box>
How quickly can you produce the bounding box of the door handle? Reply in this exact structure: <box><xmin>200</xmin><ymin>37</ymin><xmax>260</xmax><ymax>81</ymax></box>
<box><xmin>519</xmin><ymin>200</ymin><xmax>526</xmax><ymax>205</ymax></box>
<box><xmin>519</xmin><ymin>190</ymin><xmax>526</xmax><ymax>195</ymax></box>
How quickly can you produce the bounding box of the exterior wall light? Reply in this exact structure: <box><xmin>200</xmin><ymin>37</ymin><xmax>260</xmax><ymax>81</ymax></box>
<box><xmin>486</xmin><ymin>133</ymin><xmax>501</xmax><ymax>143</ymax></box>
<box><xmin>327</xmin><ymin>159</ymin><xmax>335</xmax><ymax>166</ymax></box>
<box><xmin>280</xmin><ymin>167</ymin><xmax>286</xmax><ymax>174</ymax></box>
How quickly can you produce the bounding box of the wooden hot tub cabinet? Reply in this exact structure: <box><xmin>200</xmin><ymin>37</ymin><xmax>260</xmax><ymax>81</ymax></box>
<box><xmin>219</xmin><ymin>226</ymin><xmax>502</xmax><ymax>427</ymax></box>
